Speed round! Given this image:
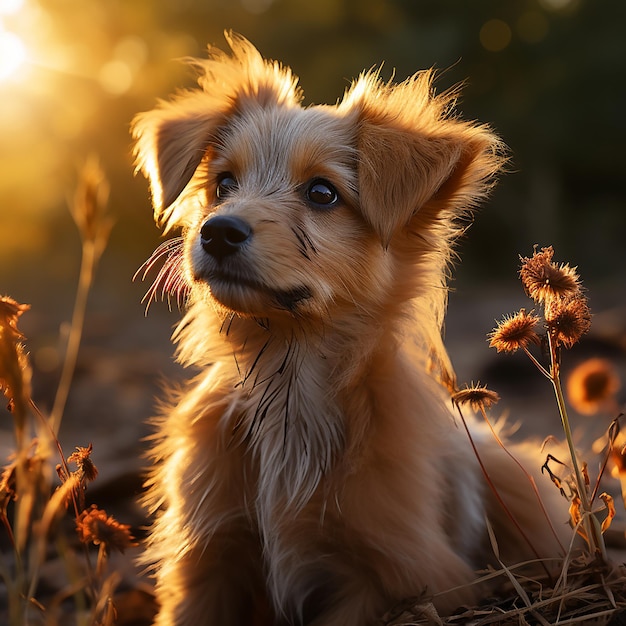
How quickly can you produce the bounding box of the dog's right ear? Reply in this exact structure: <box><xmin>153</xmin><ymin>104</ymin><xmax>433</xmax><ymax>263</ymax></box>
<box><xmin>132</xmin><ymin>95</ymin><xmax>229</xmax><ymax>231</ymax></box>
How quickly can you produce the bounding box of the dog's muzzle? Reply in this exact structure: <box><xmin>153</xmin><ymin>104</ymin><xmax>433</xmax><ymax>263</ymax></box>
<box><xmin>197</xmin><ymin>214</ymin><xmax>312</xmax><ymax>312</ymax></box>
<box><xmin>200</xmin><ymin>215</ymin><xmax>252</xmax><ymax>261</ymax></box>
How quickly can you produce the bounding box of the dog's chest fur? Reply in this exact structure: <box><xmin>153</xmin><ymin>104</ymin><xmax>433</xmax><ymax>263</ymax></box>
<box><xmin>232</xmin><ymin>331</ymin><xmax>346</xmax><ymax>517</ymax></box>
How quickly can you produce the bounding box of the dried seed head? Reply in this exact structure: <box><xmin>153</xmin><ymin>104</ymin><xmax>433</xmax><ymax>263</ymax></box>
<box><xmin>488</xmin><ymin>309</ymin><xmax>541</xmax><ymax>353</ymax></box>
<box><xmin>566</xmin><ymin>358</ymin><xmax>621</xmax><ymax>415</ymax></box>
<box><xmin>72</xmin><ymin>156</ymin><xmax>110</xmax><ymax>239</ymax></box>
<box><xmin>0</xmin><ymin>297</ymin><xmax>30</xmax><ymax>339</ymax></box>
<box><xmin>545</xmin><ymin>294</ymin><xmax>591</xmax><ymax>349</ymax></box>
<box><xmin>70</xmin><ymin>155</ymin><xmax>114</xmax><ymax>263</ymax></box>
<box><xmin>0</xmin><ymin>461</ymin><xmax>17</xmax><ymax>511</ymax></box>
<box><xmin>452</xmin><ymin>383</ymin><xmax>500</xmax><ymax>412</ymax></box>
<box><xmin>519</xmin><ymin>246</ymin><xmax>581</xmax><ymax>304</ymax></box>
<box><xmin>67</xmin><ymin>443</ymin><xmax>98</xmax><ymax>483</ymax></box>
<box><xmin>77</xmin><ymin>505</ymin><xmax>137</xmax><ymax>554</ymax></box>
<box><xmin>0</xmin><ymin>297</ymin><xmax>32</xmax><ymax>411</ymax></box>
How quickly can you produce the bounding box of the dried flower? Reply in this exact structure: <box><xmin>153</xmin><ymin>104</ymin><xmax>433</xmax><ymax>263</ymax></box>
<box><xmin>452</xmin><ymin>384</ymin><xmax>500</xmax><ymax>412</ymax></box>
<box><xmin>0</xmin><ymin>297</ymin><xmax>30</xmax><ymax>339</ymax></box>
<box><xmin>545</xmin><ymin>294</ymin><xmax>591</xmax><ymax>349</ymax></box>
<box><xmin>0</xmin><ymin>342</ymin><xmax>30</xmax><ymax>408</ymax></box>
<box><xmin>519</xmin><ymin>246</ymin><xmax>581</xmax><ymax>304</ymax></box>
<box><xmin>67</xmin><ymin>443</ymin><xmax>98</xmax><ymax>483</ymax></box>
<box><xmin>488</xmin><ymin>309</ymin><xmax>541</xmax><ymax>353</ymax></box>
<box><xmin>77</xmin><ymin>505</ymin><xmax>137</xmax><ymax>554</ymax></box>
<box><xmin>567</xmin><ymin>358</ymin><xmax>621</xmax><ymax>415</ymax></box>
<box><xmin>0</xmin><ymin>297</ymin><xmax>32</xmax><ymax>417</ymax></box>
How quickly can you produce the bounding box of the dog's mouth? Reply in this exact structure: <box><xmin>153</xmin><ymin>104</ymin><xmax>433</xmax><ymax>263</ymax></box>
<box><xmin>198</xmin><ymin>269</ymin><xmax>312</xmax><ymax>313</ymax></box>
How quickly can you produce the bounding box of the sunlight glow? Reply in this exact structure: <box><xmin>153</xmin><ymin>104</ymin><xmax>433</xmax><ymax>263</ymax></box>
<box><xmin>0</xmin><ymin>0</ymin><xmax>24</xmax><ymax>15</ymax></box>
<box><xmin>0</xmin><ymin>29</ymin><xmax>26</xmax><ymax>81</ymax></box>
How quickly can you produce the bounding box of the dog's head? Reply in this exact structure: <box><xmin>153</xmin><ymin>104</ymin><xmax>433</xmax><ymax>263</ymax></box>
<box><xmin>133</xmin><ymin>33</ymin><xmax>503</xmax><ymax>335</ymax></box>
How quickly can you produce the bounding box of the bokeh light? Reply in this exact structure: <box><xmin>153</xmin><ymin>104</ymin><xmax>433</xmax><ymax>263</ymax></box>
<box><xmin>516</xmin><ymin>11</ymin><xmax>549</xmax><ymax>44</ymax></box>
<box><xmin>479</xmin><ymin>19</ymin><xmax>512</xmax><ymax>52</ymax></box>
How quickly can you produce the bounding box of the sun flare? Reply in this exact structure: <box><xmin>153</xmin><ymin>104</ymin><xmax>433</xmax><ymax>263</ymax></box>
<box><xmin>0</xmin><ymin>29</ymin><xmax>26</xmax><ymax>81</ymax></box>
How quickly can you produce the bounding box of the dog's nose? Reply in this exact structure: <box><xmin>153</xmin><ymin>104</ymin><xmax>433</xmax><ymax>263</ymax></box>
<box><xmin>200</xmin><ymin>215</ymin><xmax>252</xmax><ymax>260</ymax></box>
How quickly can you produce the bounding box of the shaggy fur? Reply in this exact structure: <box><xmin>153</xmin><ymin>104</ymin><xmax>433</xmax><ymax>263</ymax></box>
<box><xmin>132</xmin><ymin>33</ymin><xmax>568</xmax><ymax>626</ymax></box>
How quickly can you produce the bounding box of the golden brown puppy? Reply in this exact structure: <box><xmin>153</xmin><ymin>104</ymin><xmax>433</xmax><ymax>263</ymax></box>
<box><xmin>132</xmin><ymin>33</ymin><xmax>568</xmax><ymax>626</ymax></box>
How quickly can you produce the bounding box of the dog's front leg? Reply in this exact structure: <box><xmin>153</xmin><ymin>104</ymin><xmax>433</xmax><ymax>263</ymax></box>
<box><xmin>152</xmin><ymin>523</ymin><xmax>267</xmax><ymax>626</ymax></box>
<box><xmin>149</xmin><ymin>400</ymin><xmax>270</xmax><ymax>625</ymax></box>
<box><xmin>307</xmin><ymin>579</ymin><xmax>389</xmax><ymax>626</ymax></box>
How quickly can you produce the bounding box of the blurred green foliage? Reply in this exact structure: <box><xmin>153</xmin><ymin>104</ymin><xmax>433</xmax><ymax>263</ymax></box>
<box><xmin>0</xmin><ymin>0</ymin><xmax>624</xmax><ymax>307</ymax></box>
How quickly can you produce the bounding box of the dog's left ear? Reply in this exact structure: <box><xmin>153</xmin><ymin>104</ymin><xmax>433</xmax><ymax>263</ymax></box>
<box><xmin>342</xmin><ymin>71</ymin><xmax>504</xmax><ymax>247</ymax></box>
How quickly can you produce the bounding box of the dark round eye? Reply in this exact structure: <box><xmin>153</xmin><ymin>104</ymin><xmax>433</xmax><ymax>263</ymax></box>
<box><xmin>216</xmin><ymin>173</ymin><xmax>238</xmax><ymax>199</ymax></box>
<box><xmin>306</xmin><ymin>179</ymin><xmax>339</xmax><ymax>208</ymax></box>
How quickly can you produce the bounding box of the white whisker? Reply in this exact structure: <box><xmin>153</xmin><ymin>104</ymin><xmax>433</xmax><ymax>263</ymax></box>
<box><xmin>135</xmin><ymin>237</ymin><xmax>188</xmax><ymax>312</ymax></box>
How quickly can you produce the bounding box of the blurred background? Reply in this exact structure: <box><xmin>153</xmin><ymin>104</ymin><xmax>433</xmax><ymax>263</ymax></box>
<box><xmin>0</xmin><ymin>0</ymin><xmax>624</xmax><ymax>501</ymax></box>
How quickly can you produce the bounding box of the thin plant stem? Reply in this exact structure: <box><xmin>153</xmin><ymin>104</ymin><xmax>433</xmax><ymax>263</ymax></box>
<box><xmin>478</xmin><ymin>405</ymin><xmax>566</xmax><ymax>554</ymax></box>
<box><xmin>590</xmin><ymin>416</ymin><xmax>623</xmax><ymax>504</ymax></box>
<box><xmin>29</xmin><ymin>400</ymin><xmax>98</xmax><ymax>601</ymax></box>
<box><xmin>49</xmin><ymin>240</ymin><xmax>96</xmax><ymax>436</ymax></box>
<box><xmin>455</xmin><ymin>405</ymin><xmax>552</xmax><ymax>578</ymax></box>
<box><xmin>547</xmin><ymin>331</ymin><xmax>607</xmax><ymax>562</ymax></box>
<box><xmin>522</xmin><ymin>345</ymin><xmax>551</xmax><ymax>380</ymax></box>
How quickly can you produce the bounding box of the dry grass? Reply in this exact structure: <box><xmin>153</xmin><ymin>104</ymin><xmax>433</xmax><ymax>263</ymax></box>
<box><xmin>382</xmin><ymin>555</ymin><xmax>626</xmax><ymax>625</ymax></box>
<box><xmin>0</xmin><ymin>158</ymin><xmax>135</xmax><ymax>626</ymax></box>
<box><xmin>1</xmin><ymin>171</ymin><xmax>624</xmax><ymax>626</ymax></box>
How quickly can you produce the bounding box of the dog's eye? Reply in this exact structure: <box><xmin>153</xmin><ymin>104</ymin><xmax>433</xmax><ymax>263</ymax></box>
<box><xmin>306</xmin><ymin>179</ymin><xmax>339</xmax><ymax>208</ymax></box>
<box><xmin>216</xmin><ymin>173</ymin><xmax>238</xmax><ymax>199</ymax></box>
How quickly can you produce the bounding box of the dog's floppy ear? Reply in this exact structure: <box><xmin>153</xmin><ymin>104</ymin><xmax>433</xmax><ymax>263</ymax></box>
<box><xmin>132</xmin><ymin>96</ymin><xmax>228</xmax><ymax>230</ymax></box>
<box><xmin>132</xmin><ymin>32</ymin><xmax>302</xmax><ymax>231</ymax></box>
<box><xmin>341</xmin><ymin>71</ymin><xmax>504</xmax><ymax>247</ymax></box>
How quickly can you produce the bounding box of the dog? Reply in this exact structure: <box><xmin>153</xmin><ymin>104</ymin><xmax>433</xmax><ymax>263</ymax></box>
<box><xmin>132</xmin><ymin>33</ymin><xmax>568</xmax><ymax>626</ymax></box>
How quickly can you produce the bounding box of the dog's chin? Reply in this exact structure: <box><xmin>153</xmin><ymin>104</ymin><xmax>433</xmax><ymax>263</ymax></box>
<box><xmin>194</xmin><ymin>271</ymin><xmax>313</xmax><ymax>317</ymax></box>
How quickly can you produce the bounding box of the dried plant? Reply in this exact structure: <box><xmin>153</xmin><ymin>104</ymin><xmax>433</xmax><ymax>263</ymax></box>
<box><xmin>382</xmin><ymin>247</ymin><xmax>626</xmax><ymax>625</ymax></box>
<box><xmin>451</xmin><ymin>382</ymin><xmax>565</xmax><ymax>570</ymax></box>
<box><xmin>77</xmin><ymin>504</ymin><xmax>137</xmax><ymax>560</ymax></box>
<box><xmin>0</xmin><ymin>297</ymin><xmax>32</xmax><ymax>450</ymax></box>
<box><xmin>489</xmin><ymin>246</ymin><xmax>610</xmax><ymax>560</ymax></box>
<box><xmin>50</xmin><ymin>155</ymin><xmax>113</xmax><ymax>437</ymax></box>
<box><xmin>0</xmin><ymin>157</ymin><xmax>136</xmax><ymax>626</ymax></box>
<box><xmin>569</xmin><ymin>358</ymin><xmax>626</xmax><ymax>538</ymax></box>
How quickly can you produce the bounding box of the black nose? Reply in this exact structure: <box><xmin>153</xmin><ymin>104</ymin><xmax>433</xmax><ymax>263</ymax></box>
<box><xmin>200</xmin><ymin>215</ymin><xmax>252</xmax><ymax>260</ymax></box>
